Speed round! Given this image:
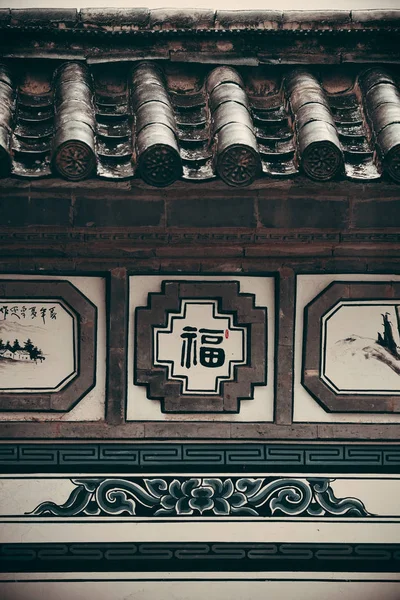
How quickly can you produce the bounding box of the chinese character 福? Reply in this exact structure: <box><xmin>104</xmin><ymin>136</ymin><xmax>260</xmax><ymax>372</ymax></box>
<box><xmin>180</xmin><ymin>327</ymin><xmax>226</xmax><ymax>369</ymax></box>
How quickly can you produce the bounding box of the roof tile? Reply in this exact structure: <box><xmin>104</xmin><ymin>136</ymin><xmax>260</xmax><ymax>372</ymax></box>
<box><xmin>215</xmin><ymin>10</ymin><xmax>281</xmax><ymax>31</ymax></box>
<box><xmin>1</xmin><ymin>60</ymin><xmax>399</xmax><ymax>186</ymax></box>
<box><xmin>148</xmin><ymin>8</ymin><xmax>215</xmax><ymax>30</ymax></box>
<box><xmin>10</xmin><ymin>8</ymin><xmax>78</xmax><ymax>25</ymax></box>
<box><xmin>360</xmin><ymin>68</ymin><xmax>400</xmax><ymax>182</ymax></box>
<box><xmin>282</xmin><ymin>10</ymin><xmax>351</xmax><ymax>30</ymax></box>
<box><xmin>285</xmin><ymin>69</ymin><xmax>344</xmax><ymax>180</ymax></box>
<box><xmin>80</xmin><ymin>8</ymin><xmax>150</xmax><ymax>28</ymax></box>
<box><xmin>0</xmin><ymin>65</ymin><xmax>13</xmax><ymax>176</ymax></box>
<box><xmin>131</xmin><ymin>63</ymin><xmax>182</xmax><ymax>186</ymax></box>
<box><xmin>0</xmin><ymin>9</ymin><xmax>10</xmax><ymax>24</ymax></box>
<box><xmin>52</xmin><ymin>62</ymin><xmax>96</xmax><ymax>181</ymax></box>
<box><xmin>351</xmin><ymin>10</ymin><xmax>400</xmax><ymax>28</ymax></box>
<box><xmin>0</xmin><ymin>8</ymin><xmax>398</xmax><ymax>33</ymax></box>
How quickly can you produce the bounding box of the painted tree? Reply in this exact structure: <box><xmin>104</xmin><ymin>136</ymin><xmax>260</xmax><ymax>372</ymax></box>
<box><xmin>30</xmin><ymin>345</ymin><xmax>43</xmax><ymax>360</ymax></box>
<box><xmin>377</xmin><ymin>312</ymin><xmax>400</xmax><ymax>360</ymax></box>
<box><xmin>11</xmin><ymin>339</ymin><xmax>21</xmax><ymax>352</ymax></box>
<box><xmin>23</xmin><ymin>339</ymin><xmax>34</xmax><ymax>354</ymax></box>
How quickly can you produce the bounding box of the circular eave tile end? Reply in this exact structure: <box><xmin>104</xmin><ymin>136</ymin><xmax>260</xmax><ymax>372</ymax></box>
<box><xmin>53</xmin><ymin>140</ymin><xmax>96</xmax><ymax>181</ymax></box>
<box><xmin>217</xmin><ymin>143</ymin><xmax>261</xmax><ymax>187</ymax></box>
<box><xmin>139</xmin><ymin>143</ymin><xmax>182</xmax><ymax>187</ymax></box>
<box><xmin>301</xmin><ymin>140</ymin><xmax>343</xmax><ymax>181</ymax></box>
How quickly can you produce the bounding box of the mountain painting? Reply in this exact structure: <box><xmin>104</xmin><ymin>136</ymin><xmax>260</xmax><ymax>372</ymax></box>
<box><xmin>0</xmin><ymin>301</ymin><xmax>77</xmax><ymax>393</ymax></box>
<box><xmin>323</xmin><ymin>303</ymin><xmax>400</xmax><ymax>394</ymax></box>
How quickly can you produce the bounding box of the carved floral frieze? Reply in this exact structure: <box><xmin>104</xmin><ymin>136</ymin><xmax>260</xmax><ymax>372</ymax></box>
<box><xmin>27</xmin><ymin>476</ymin><xmax>370</xmax><ymax>518</ymax></box>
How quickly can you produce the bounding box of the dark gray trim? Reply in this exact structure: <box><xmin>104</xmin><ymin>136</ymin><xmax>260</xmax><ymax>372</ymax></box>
<box><xmin>0</xmin><ymin>443</ymin><xmax>399</xmax><ymax>473</ymax></box>
<box><xmin>106</xmin><ymin>268</ymin><xmax>126</xmax><ymax>426</ymax></box>
<box><xmin>275</xmin><ymin>267</ymin><xmax>295</xmax><ymax>424</ymax></box>
<box><xmin>2</xmin><ymin>230</ymin><xmax>400</xmax><ymax>247</ymax></box>
<box><xmin>1</xmin><ymin>542</ymin><xmax>399</xmax><ymax>573</ymax></box>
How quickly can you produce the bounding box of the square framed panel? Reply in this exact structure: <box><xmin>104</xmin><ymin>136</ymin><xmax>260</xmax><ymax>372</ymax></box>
<box><xmin>127</xmin><ymin>275</ymin><xmax>275</xmax><ymax>421</ymax></box>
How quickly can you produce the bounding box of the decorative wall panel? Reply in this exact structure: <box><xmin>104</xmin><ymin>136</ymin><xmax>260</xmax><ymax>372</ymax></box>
<box><xmin>294</xmin><ymin>275</ymin><xmax>400</xmax><ymax>423</ymax></box>
<box><xmin>0</xmin><ymin>276</ymin><xmax>106</xmax><ymax>421</ymax></box>
<box><xmin>128</xmin><ymin>276</ymin><xmax>274</xmax><ymax>421</ymax></box>
<box><xmin>0</xmin><ymin>475</ymin><xmax>384</xmax><ymax>518</ymax></box>
<box><xmin>303</xmin><ymin>281</ymin><xmax>400</xmax><ymax>412</ymax></box>
<box><xmin>0</xmin><ymin>270</ymin><xmax>398</xmax><ymax>596</ymax></box>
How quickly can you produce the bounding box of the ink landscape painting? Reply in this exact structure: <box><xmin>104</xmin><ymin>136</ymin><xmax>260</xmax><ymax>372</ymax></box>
<box><xmin>0</xmin><ymin>301</ymin><xmax>76</xmax><ymax>392</ymax></box>
<box><xmin>323</xmin><ymin>303</ymin><xmax>400</xmax><ymax>394</ymax></box>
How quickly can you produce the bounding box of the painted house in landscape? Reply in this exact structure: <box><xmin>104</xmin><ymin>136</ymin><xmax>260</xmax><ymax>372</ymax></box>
<box><xmin>7</xmin><ymin>349</ymin><xmax>30</xmax><ymax>361</ymax></box>
<box><xmin>0</xmin><ymin>7</ymin><xmax>399</xmax><ymax>600</ymax></box>
<box><xmin>0</xmin><ymin>348</ymin><xmax>43</xmax><ymax>362</ymax></box>
<box><xmin>0</xmin><ymin>337</ymin><xmax>45</xmax><ymax>363</ymax></box>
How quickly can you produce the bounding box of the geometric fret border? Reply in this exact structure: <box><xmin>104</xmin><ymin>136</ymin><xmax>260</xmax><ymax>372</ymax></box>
<box><xmin>1</xmin><ymin>542</ymin><xmax>400</xmax><ymax>572</ymax></box>
<box><xmin>1</xmin><ymin>443</ymin><xmax>399</xmax><ymax>473</ymax></box>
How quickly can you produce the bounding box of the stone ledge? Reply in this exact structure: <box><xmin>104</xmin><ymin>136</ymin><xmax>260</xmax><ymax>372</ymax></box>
<box><xmin>0</xmin><ymin>9</ymin><xmax>399</xmax><ymax>32</ymax></box>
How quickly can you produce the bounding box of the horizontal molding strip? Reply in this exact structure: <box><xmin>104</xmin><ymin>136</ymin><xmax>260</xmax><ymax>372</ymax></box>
<box><xmin>1</xmin><ymin>231</ymin><xmax>400</xmax><ymax>246</ymax></box>
<box><xmin>1</xmin><ymin>543</ymin><xmax>400</xmax><ymax>573</ymax></box>
<box><xmin>0</xmin><ymin>444</ymin><xmax>399</xmax><ymax>473</ymax></box>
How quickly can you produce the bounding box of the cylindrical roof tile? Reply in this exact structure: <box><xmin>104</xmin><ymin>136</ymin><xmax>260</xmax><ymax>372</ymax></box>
<box><xmin>285</xmin><ymin>68</ymin><xmax>343</xmax><ymax>180</ymax></box>
<box><xmin>0</xmin><ymin>64</ymin><xmax>14</xmax><ymax>176</ymax></box>
<box><xmin>131</xmin><ymin>62</ymin><xmax>182</xmax><ymax>187</ymax></box>
<box><xmin>360</xmin><ymin>68</ymin><xmax>400</xmax><ymax>182</ymax></box>
<box><xmin>52</xmin><ymin>62</ymin><xmax>96</xmax><ymax>181</ymax></box>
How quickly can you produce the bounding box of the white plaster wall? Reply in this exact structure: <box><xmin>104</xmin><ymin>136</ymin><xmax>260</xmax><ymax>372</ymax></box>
<box><xmin>1</xmin><ymin>578</ymin><xmax>400</xmax><ymax>600</ymax></box>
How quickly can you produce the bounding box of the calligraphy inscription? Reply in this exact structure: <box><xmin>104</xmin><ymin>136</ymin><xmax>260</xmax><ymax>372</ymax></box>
<box><xmin>0</xmin><ymin>304</ymin><xmax>57</xmax><ymax>324</ymax></box>
<box><xmin>155</xmin><ymin>300</ymin><xmax>247</xmax><ymax>395</ymax></box>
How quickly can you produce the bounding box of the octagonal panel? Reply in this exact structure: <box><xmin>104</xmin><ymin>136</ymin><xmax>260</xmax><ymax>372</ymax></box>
<box><xmin>302</xmin><ymin>281</ymin><xmax>400</xmax><ymax>413</ymax></box>
<box><xmin>0</xmin><ymin>280</ymin><xmax>97</xmax><ymax>412</ymax></box>
<box><xmin>322</xmin><ymin>301</ymin><xmax>400</xmax><ymax>396</ymax></box>
<box><xmin>0</xmin><ymin>300</ymin><xmax>77</xmax><ymax>393</ymax></box>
